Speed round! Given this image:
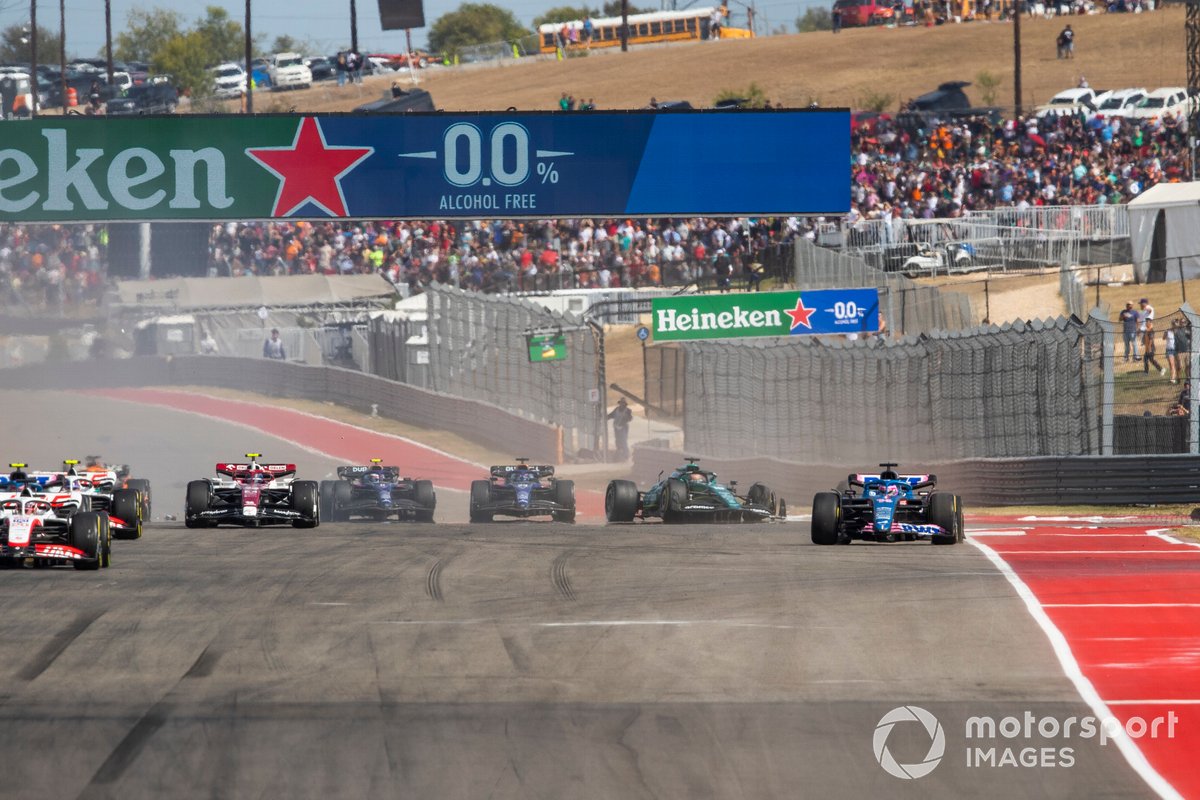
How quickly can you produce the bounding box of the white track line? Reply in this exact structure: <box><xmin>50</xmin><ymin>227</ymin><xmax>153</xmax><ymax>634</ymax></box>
<box><xmin>969</xmin><ymin>537</ymin><xmax>1182</xmax><ymax>800</ymax></box>
<box><xmin>1107</xmin><ymin>700</ymin><xmax>1200</xmax><ymax>706</ymax></box>
<box><xmin>987</xmin><ymin>550</ymin><xmax>1196</xmax><ymax>555</ymax></box>
<box><xmin>1148</xmin><ymin>531</ymin><xmax>1200</xmax><ymax>550</ymax></box>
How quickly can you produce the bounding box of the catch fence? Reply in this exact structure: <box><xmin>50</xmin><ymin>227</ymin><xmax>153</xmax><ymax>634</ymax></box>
<box><xmin>425</xmin><ymin>284</ymin><xmax>607</xmax><ymax>458</ymax></box>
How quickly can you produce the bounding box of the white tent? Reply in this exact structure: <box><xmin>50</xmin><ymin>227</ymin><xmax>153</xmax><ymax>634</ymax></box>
<box><xmin>1128</xmin><ymin>182</ymin><xmax>1200</xmax><ymax>283</ymax></box>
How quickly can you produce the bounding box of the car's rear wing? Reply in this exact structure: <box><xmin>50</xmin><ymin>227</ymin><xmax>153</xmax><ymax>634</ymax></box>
<box><xmin>338</xmin><ymin>465</ymin><xmax>400</xmax><ymax>480</ymax></box>
<box><xmin>216</xmin><ymin>463</ymin><xmax>296</xmax><ymax>479</ymax></box>
<box><xmin>490</xmin><ymin>465</ymin><xmax>555</xmax><ymax>478</ymax></box>
<box><xmin>849</xmin><ymin>473</ymin><xmax>937</xmax><ymax>490</ymax></box>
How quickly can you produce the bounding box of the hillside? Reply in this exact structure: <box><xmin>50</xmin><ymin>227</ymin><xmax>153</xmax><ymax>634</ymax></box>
<box><xmin>258</xmin><ymin>8</ymin><xmax>1185</xmax><ymax>114</ymax></box>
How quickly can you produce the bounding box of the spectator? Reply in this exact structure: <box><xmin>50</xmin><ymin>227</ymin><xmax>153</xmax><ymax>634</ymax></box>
<box><xmin>200</xmin><ymin>327</ymin><xmax>219</xmax><ymax>355</ymax></box>
<box><xmin>1119</xmin><ymin>301</ymin><xmax>1139</xmax><ymax>360</ymax></box>
<box><xmin>608</xmin><ymin>397</ymin><xmax>633</xmax><ymax>460</ymax></box>
<box><xmin>1166</xmin><ymin>322</ymin><xmax>1179</xmax><ymax>383</ymax></box>
<box><xmin>1057</xmin><ymin>24</ymin><xmax>1074</xmax><ymax>59</ymax></box>
<box><xmin>1139</xmin><ymin>298</ymin><xmax>1155</xmax><ymax>342</ymax></box>
<box><xmin>582</xmin><ymin>17</ymin><xmax>594</xmax><ymax>47</ymax></box>
<box><xmin>832</xmin><ymin>5</ymin><xmax>843</xmax><ymax>31</ymax></box>
<box><xmin>336</xmin><ymin>51</ymin><xmax>348</xmax><ymax>87</ymax></box>
<box><xmin>263</xmin><ymin>328</ymin><xmax>286</xmax><ymax>359</ymax></box>
<box><xmin>1143</xmin><ymin>319</ymin><xmax>1165</xmax><ymax>376</ymax></box>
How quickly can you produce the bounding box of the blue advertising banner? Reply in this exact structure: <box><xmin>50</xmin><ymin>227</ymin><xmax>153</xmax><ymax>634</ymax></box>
<box><xmin>0</xmin><ymin>110</ymin><xmax>847</xmax><ymax>222</ymax></box>
<box><xmin>651</xmin><ymin>288</ymin><xmax>880</xmax><ymax>341</ymax></box>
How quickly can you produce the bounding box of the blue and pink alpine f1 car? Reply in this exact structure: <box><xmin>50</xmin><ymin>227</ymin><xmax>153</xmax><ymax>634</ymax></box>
<box><xmin>811</xmin><ymin>463</ymin><xmax>964</xmax><ymax>545</ymax></box>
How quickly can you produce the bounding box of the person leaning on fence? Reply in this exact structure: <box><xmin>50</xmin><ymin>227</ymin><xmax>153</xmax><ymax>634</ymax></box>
<box><xmin>263</xmin><ymin>328</ymin><xmax>286</xmax><ymax>360</ymax></box>
<box><xmin>1175</xmin><ymin>318</ymin><xmax>1192</xmax><ymax>381</ymax></box>
<box><xmin>1119</xmin><ymin>301</ymin><xmax>1140</xmax><ymax>361</ymax></box>
<box><xmin>1165</xmin><ymin>323</ymin><xmax>1179</xmax><ymax>383</ymax></box>
<box><xmin>1143</xmin><ymin>319</ymin><xmax>1166</xmax><ymax>376</ymax></box>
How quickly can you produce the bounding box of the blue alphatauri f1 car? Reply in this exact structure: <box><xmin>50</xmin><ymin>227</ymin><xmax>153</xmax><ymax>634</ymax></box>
<box><xmin>811</xmin><ymin>463</ymin><xmax>964</xmax><ymax>545</ymax></box>
<box><xmin>320</xmin><ymin>459</ymin><xmax>436</xmax><ymax>522</ymax></box>
<box><xmin>469</xmin><ymin>459</ymin><xmax>575</xmax><ymax>523</ymax></box>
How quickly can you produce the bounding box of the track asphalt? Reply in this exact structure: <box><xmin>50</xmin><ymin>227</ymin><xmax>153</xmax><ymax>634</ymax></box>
<box><xmin>0</xmin><ymin>389</ymin><xmax>1182</xmax><ymax>799</ymax></box>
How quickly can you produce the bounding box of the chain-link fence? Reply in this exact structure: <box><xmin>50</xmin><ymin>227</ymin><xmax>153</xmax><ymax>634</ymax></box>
<box><xmin>680</xmin><ymin>314</ymin><xmax>1107</xmax><ymax>463</ymax></box>
<box><xmin>793</xmin><ymin>238</ymin><xmax>975</xmax><ymax>335</ymax></box>
<box><xmin>425</xmin><ymin>284</ymin><xmax>606</xmax><ymax>457</ymax></box>
<box><xmin>645</xmin><ymin>344</ymin><xmax>685</xmax><ymax>419</ymax></box>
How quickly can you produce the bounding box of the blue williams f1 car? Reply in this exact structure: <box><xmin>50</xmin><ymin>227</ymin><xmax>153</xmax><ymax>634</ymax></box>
<box><xmin>811</xmin><ymin>463</ymin><xmax>964</xmax><ymax>545</ymax></box>
<box><xmin>320</xmin><ymin>460</ymin><xmax>436</xmax><ymax>522</ymax></box>
<box><xmin>605</xmin><ymin>459</ymin><xmax>783</xmax><ymax>523</ymax></box>
<box><xmin>470</xmin><ymin>459</ymin><xmax>575</xmax><ymax>523</ymax></box>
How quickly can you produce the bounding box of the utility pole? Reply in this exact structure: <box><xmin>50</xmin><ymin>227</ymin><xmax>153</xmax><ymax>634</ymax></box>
<box><xmin>1013</xmin><ymin>0</ymin><xmax>1022</xmax><ymax>117</ymax></box>
<box><xmin>621</xmin><ymin>0</ymin><xmax>629</xmax><ymax>51</ymax></box>
<box><xmin>244</xmin><ymin>0</ymin><xmax>253</xmax><ymax>113</ymax></box>
<box><xmin>59</xmin><ymin>0</ymin><xmax>65</xmax><ymax>113</ymax></box>
<box><xmin>350</xmin><ymin>0</ymin><xmax>359</xmax><ymax>53</ymax></box>
<box><xmin>105</xmin><ymin>0</ymin><xmax>113</xmax><ymax>87</ymax></box>
<box><xmin>29</xmin><ymin>0</ymin><xmax>37</xmax><ymax>118</ymax></box>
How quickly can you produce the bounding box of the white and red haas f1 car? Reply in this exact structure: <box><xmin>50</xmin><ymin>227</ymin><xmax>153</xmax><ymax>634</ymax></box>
<box><xmin>185</xmin><ymin>454</ymin><xmax>319</xmax><ymax>528</ymax></box>
<box><xmin>26</xmin><ymin>461</ymin><xmax>144</xmax><ymax>540</ymax></box>
<box><xmin>0</xmin><ymin>464</ymin><xmax>112</xmax><ymax>570</ymax></box>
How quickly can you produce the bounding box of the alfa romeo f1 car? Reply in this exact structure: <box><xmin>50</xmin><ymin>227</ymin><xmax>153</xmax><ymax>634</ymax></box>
<box><xmin>320</xmin><ymin>459</ymin><xmax>436</xmax><ymax>522</ymax></box>
<box><xmin>185</xmin><ymin>454</ymin><xmax>319</xmax><ymax>528</ymax></box>
<box><xmin>469</xmin><ymin>459</ymin><xmax>575</xmax><ymax>523</ymax></box>
<box><xmin>811</xmin><ymin>463</ymin><xmax>964</xmax><ymax>545</ymax></box>
<box><xmin>0</xmin><ymin>464</ymin><xmax>112</xmax><ymax>569</ymax></box>
<box><xmin>605</xmin><ymin>459</ymin><xmax>783</xmax><ymax>523</ymax></box>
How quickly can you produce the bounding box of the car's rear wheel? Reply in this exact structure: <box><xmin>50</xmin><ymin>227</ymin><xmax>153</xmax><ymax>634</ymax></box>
<box><xmin>333</xmin><ymin>481</ymin><xmax>352</xmax><ymax>522</ymax></box>
<box><xmin>552</xmin><ymin>479</ymin><xmax>575</xmax><ymax>523</ymax></box>
<box><xmin>185</xmin><ymin>480</ymin><xmax>211</xmax><ymax>528</ymax></box>
<box><xmin>291</xmin><ymin>481</ymin><xmax>319</xmax><ymax>528</ymax></box>
<box><xmin>929</xmin><ymin>492</ymin><xmax>962</xmax><ymax>544</ymax></box>
<box><xmin>811</xmin><ymin>491</ymin><xmax>841</xmax><ymax>545</ymax></box>
<box><xmin>125</xmin><ymin>478</ymin><xmax>152</xmax><ymax>519</ymax></box>
<box><xmin>413</xmin><ymin>480</ymin><xmax>436</xmax><ymax>523</ymax></box>
<box><xmin>469</xmin><ymin>480</ymin><xmax>492</xmax><ymax>523</ymax></box>
<box><xmin>605</xmin><ymin>480</ymin><xmax>638</xmax><ymax>523</ymax></box>
<box><xmin>110</xmin><ymin>488</ymin><xmax>142</xmax><ymax>539</ymax></box>
<box><xmin>319</xmin><ymin>480</ymin><xmax>338</xmax><ymax>523</ymax></box>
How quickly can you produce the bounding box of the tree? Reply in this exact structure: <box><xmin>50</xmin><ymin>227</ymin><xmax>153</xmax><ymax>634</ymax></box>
<box><xmin>599</xmin><ymin>1</ymin><xmax>650</xmax><ymax>15</ymax></box>
<box><xmin>115</xmin><ymin>7</ymin><xmax>184</xmax><ymax>64</ymax></box>
<box><xmin>194</xmin><ymin>6</ymin><xmax>245</xmax><ymax>64</ymax></box>
<box><xmin>0</xmin><ymin>24</ymin><xmax>65</xmax><ymax>64</ymax></box>
<box><xmin>795</xmin><ymin>7</ymin><xmax>832</xmax><ymax>32</ymax></box>
<box><xmin>153</xmin><ymin>29</ymin><xmax>212</xmax><ymax>96</ymax></box>
<box><xmin>532</xmin><ymin>6</ymin><xmax>593</xmax><ymax>28</ymax></box>
<box><xmin>428</xmin><ymin>3</ymin><xmax>529</xmax><ymax>54</ymax></box>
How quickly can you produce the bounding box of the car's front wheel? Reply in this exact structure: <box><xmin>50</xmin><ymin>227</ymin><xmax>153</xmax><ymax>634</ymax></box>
<box><xmin>811</xmin><ymin>491</ymin><xmax>841</xmax><ymax>545</ymax></box>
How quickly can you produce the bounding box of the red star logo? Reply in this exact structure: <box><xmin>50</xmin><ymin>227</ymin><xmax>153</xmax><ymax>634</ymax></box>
<box><xmin>246</xmin><ymin>118</ymin><xmax>374</xmax><ymax>218</ymax></box>
<box><xmin>785</xmin><ymin>296</ymin><xmax>816</xmax><ymax>331</ymax></box>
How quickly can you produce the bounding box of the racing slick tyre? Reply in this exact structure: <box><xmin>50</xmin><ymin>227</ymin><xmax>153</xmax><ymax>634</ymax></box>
<box><xmin>319</xmin><ymin>481</ymin><xmax>339</xmax><ymax>523</ymax></box>
<box><xmin>332</xmin><ymin>481</ymin><xmax>353</xmax><ymax>522</ymax></box>
<box><xmin>185</xmin><ymin>480</ymin><xmax>212</xmax><ymax>528</ymax></box>
<box><xmin>605</xmin><ymin>480</ymin><xmax>639</xmax><ymax>523</ymax></box>
<box><xmin>811</xmin><ymin>491</ymin><xmax>842</xmax><ymax>545</ymax></box>
<box><xmin>552</xmin><ymin>480</ymin><xmax>576</xmax><ymax>523</ymax></box>
<box><xmin>125</xmin><ymin>478</ymin><xmax>152</xmax><ymax>519</ymax></box>
<box><xmin>291</xmin><ymin>481</ymin><xmax>320</xmax><ymax>528</ymax></box>
<box><xmin>70</xmin><ymin>511</ymin><xmax>104</xmax><ymax>570</ymax></box>
<box><xmin>661</xmin><ymin>478</ymin><xmax>689</xmax><ymax>524</ymax></box>
<box><xmin>110</xmin><ymin>488</ymin><xmax>142</xmax><ymax>540</ymax></box>
<box><xmin>413</xmin><ymin>480</ymin><xmax>436</xmax><ymax>523</ymax></box>
<box><xmin>469</xmin><ymin>480</ymin><xmax>493</xmax><ymax>523</ymax></box>
<box><xmin>746</xmin><ymin>483</ymin><xmax>774</xmax><ymax>512</ymax></box>
<box><xmin>929</xmin><ymin>492</ymin><xmax>963</xmax><ymax>545</ymax></box>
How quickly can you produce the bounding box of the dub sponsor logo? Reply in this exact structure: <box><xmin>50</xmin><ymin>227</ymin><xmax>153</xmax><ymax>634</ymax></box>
<box><xmin>650</xmin><ymin>289</ymin><xmax>880</xmax><ymax>341</ymax></box>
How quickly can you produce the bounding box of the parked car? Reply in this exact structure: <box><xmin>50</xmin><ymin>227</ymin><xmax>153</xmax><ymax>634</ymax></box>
<box><xmin>1127</xmin><ymin>87</ymin><xmax>1193</xmax><ymax>121</ymax></box>
<box><xmin>1035</xmin><ymin>87</ymin><xmax>1111</xmax><ymax>119</ymax></box>
<box><xmin>1090</xmin><ymin>87</ymin><xmax>1146</xmax><ymax>119</ymax></box>
<box><xmin>306</xmin><ymin>56</ymin><xmax>337</xmax><ymax>82</ymax></box>
<box><xmin>106</xmin><ymin>82</ymin><xmax>178</xmax><ymax>115</ymax></box>
<box><xmin>832</xmin><ymin>0</ymin><xmax>908</xmax><ymax>27</ymax></box>
<box><xmin>268</xmin><ymin>52</ymin><xmax>312</xmax><ymax>91</ymax></box>
<box><xmin>209</xmin><ymin>62</ymin><xmax>246</xmax><ymax>99</ymax></box>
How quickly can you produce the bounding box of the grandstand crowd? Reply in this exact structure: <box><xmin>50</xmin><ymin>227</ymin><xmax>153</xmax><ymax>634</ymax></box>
<box><xmin>0</xmin><ymin>107</ymin><xmax>1191</xmax><ymax>307</ymax></box>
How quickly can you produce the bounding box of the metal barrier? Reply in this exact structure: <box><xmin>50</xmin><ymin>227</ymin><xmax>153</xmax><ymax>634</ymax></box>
<box><xmin>0</xmin><ymin>356</ymin><xmax>563</xmax><ymax>462</ymax></box>
<box><xmin>632</xmin><ymin>444</ymin><xmax>1200</xmax><ymax>507</ymax></box>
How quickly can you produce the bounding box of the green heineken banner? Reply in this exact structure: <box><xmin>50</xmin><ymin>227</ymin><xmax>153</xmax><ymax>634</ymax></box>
<box><xmin>527</xmin><ymin>332</ymin><xmax>567</xmax><ymax>362</ymax></box>
<box><xmin>0</xmin><ymin>111</ymin><xmax>848</xmax><ymax>222</ymax></box>
<box><xmin>651</xmin><ymin>289</ymin><xmax>880</xmax><ymax>341</ymax></box>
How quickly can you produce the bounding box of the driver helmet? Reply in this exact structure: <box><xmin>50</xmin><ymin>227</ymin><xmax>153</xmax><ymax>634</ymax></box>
<box><xmin>688</xmin><ymin>471</ymin><xmax>706</xmax><ymax>483</ymax></box>
<box><xmin>253</xmin><ymin>473</ymin><xmax>266</xmax><ymax>484</ymax></box>
<box><xmin>367</xmin><ymin>472</ymin><xmax>381</xmax><ymax>484</ymax></box>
